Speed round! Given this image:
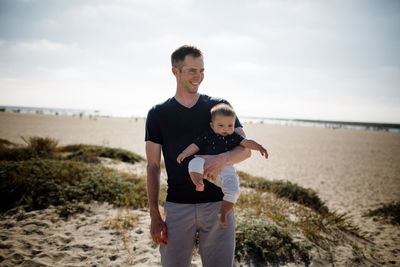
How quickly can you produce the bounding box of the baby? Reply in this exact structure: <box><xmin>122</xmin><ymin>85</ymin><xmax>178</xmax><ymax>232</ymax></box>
<box><xmin>177</xmin><ymin>103</ymin><xmax>268</xmax><ymax>227</ymax></box>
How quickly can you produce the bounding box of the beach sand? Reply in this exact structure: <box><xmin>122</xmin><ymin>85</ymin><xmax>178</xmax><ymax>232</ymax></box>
<box><xmin>0</xmin><ymin>112</ymin><xmax>399</xmax><ymax>266</ymax></box>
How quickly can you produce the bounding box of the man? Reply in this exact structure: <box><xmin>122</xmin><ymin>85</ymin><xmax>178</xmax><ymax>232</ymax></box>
<box><xmin>145</xmin><ymin>45</ymin><xmax>250</xmax><ymax>267</ymax></box>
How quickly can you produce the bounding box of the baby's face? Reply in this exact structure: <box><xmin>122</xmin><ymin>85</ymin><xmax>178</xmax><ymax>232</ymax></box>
<box><xmin>210</xmin><ymin>114</ymin><xmax>235</xmax><ymax>136</ymax></box>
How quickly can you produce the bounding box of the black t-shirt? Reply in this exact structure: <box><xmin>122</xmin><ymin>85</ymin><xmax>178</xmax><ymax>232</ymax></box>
<box><xmin>145</xmin><ymin>94</ymin><xmax>242</xmax><ymax>204</ymax></box>
<box><xmin>194</xmin><ymin>130</ymin><xmax>244</xmax><ymax>155</ymax></box>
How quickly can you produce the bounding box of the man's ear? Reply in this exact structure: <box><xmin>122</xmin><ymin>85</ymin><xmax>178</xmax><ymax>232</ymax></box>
<box><xmin>172</xmin><ymin>66</ymin><xmax>178</xmax><ymax>76</ymax></box>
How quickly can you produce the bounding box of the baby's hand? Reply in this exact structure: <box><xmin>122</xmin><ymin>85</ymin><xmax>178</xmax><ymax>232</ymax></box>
<box><xmin>259</xmin><ymin>146</ymin><xmax>268</xmax><ymax>159</ymax></box>
<box><xmin>196</xmin><ymin>180</ymin><xmax>204</xmax><ymax>191</ymax></box>
<box><xmin>176</xmin><ymin>153</ymin><xmax>186</xmax><ymax>164</ymax></box>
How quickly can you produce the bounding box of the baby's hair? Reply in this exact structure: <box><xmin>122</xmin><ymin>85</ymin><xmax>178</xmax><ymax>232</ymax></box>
<box><xmin>210</xmin><ymin>103</ymin><xmax>236</xmax><ymax>121</ymax></box>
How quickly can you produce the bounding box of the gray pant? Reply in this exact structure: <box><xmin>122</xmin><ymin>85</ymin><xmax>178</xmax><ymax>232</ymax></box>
<box><xmin>160</xmin><ymin>201</ymin><xmax>235</xmax><ymax>267</ymax></box>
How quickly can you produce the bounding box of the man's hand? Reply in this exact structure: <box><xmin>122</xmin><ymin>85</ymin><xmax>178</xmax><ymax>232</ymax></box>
<box><xmin>150</xmin><ymin>215</ymin><xmax>168</xmax><ymax>245</ymax></box>
<box><xmin>195</xmin><ymin>154</ymin><xmax>227</xmax><ymax>181</ymax></box>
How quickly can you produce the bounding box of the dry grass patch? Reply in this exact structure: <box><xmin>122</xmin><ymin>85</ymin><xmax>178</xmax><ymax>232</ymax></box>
<box><xmin>107</xmin><ymin>208</ymin><xmax>140</xmax><ymax>264</ymax></box>
<box><xmin>238</xmin><ymin>170</ymin><xmax>328</xmax><ymax>214</ymax></box>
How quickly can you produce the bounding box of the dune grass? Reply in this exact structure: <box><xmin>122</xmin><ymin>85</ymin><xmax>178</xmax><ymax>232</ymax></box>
<box><xmin>0</xmin><ymin>138</ymin><xmax>16</xmax><ymax>148</ymax></box>
<box><xmin>238</xmin><ymin>170</ymin><xmax>328</xmax><ymax>214</ymax></box>
<box><xmin>0</xmin><ymin>136</ymin><xmax>59</xmax><ymax>161</ymax></box>
<box><xmin>0</xmin><ymin>136</ymin><xmax>367</xmax><ymax>266</ymax></box>
<box><xmin>0</xmin><ymin>136</ymin><xmax>144</xmax><ymax>164</ymax></box>
<box><xmin>235</xmin><ymin>218</ymin><xmax>310</xmax><ymax>265</ymax></box>
<box><xmin>107</xmin><ymin>208</ymin><xmax>140</xmax><ymax>265</ymax></box>
<box><xmin>365</xmin><ymin>201</ymin><xmax>400</xmax><ymax>225</ymax></box>
<box><xmin>0</xmin><ymin>159</ymin><xmax>147</xmax><ymax>217</ymax></box>
<box><xmin>236</xmin><ymin>171</ymin><xmax>364</xmax><ymax>264</ymax></box>
<box><xmin>58</xmin><ymin>144</ymin><xmax>144</xmax><ymax>164</ymax></box>
<box><xmin>0</xmin><ymin>137</ymin><xmax>146</xmax><ymax>217</ymax></box>
<box><xmin>238</xmin><ymin>171</ymin><xmax>361</xmax><ymax>235</ymax></box>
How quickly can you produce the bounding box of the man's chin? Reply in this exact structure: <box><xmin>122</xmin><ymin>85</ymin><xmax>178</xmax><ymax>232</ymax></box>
<box><xmin>186</xmin><ymin>88</ymin><xmax>199</xmax><ymax>94</ymax></box>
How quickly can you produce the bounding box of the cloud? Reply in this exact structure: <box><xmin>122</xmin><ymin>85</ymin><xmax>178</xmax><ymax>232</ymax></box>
<box><xmin>124</xmin><ymin>34</ymin><xmax>187</xmax><ymax>53</ymax></box>
<box><xmin>226</xmin><ymin>62</ymin><xmax>266</xmax><ymax>72</ymax></box>
<box><xmin>204</xmin><ymin>33</ymin><xmax>262</xmax><ymax>50</ymax></box>
<box><xmin>10</xmin><ymin>39</ymin><xmax>79</xmax><ymax>53</ymax></box>
<box><xmin>0</xmin><ymin>0</ymin><xmax>399</xmax><ymax>122</ymax></box>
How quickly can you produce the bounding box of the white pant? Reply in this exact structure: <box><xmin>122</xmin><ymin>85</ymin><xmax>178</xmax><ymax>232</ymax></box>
<box><xmin>188</xmin><ymin>157</ymin><xmax>240</xmax><ymax>203</ymax></box>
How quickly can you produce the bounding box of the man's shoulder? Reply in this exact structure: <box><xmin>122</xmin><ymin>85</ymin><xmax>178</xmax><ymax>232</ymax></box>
<box><xmin>148</xmin><ymin>97</ymin><xmax>175</xmax><ymax>113</ymax></box>
<box><xmin>200</xmin><ymin>94</ymin><xmax>228</xmax><ymax>104</ymax></box>
<box><xmin>199</xmin><ymin>94</ymin><xmax>231</xmax><ymax>109</ymax></box>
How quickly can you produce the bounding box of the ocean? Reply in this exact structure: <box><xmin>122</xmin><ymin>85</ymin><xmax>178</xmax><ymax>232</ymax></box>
<box><xmin>0</xmin><ymin>105</ymin><xmax>103</xmax><ymax>117</ymax></box>
<box><xmin>1</xmin><ymin>105</ymin><xmax>399</xmax><ymax>132</ymax></box>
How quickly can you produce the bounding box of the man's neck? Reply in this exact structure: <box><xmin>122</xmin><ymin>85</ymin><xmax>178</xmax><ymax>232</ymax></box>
<box><xmin>174</xmin><ymin>92</ymin><xmax>200</xmax><ymax>108</ymax></box>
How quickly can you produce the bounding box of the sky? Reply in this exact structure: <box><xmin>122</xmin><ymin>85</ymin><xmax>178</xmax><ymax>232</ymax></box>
<box><xmin>0</xmin><ymin>0</ymin><xmax>399</xmax><ymax>123</ymax></box>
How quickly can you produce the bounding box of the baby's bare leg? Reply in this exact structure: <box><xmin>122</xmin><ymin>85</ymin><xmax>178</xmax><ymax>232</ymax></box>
<box><xmin>218</xmin><ymin>200</ymin><xmax>234</xmax><ymax>228</ymax></box>
<box><xmin>189</xmin><ymin>172</ymin><xmax>205</xmax><ymax>191</ymax></box>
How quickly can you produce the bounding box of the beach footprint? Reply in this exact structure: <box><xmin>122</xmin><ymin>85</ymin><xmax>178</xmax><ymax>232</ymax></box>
<box><xmin>57</xmin><ymin>235</ymin><xmax>74</xmax><ymax>244</ymax></box>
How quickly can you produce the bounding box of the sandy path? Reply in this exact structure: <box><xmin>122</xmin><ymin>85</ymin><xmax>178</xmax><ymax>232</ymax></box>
<box><xmin>0</xmin><ymin>203</ymin><xmax>163</xmax><ymax>266</ymax></box>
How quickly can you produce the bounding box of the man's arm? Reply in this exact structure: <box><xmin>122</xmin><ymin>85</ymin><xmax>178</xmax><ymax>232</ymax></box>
<box><xmin>146</xmin><ymin>141</ymin><xmax>167</xmax><ymax>245</ymax></box>
<box><xmin>197</xmin><ymin>127</ymin><xmax>251</xmax><ymax>181</ymax></box>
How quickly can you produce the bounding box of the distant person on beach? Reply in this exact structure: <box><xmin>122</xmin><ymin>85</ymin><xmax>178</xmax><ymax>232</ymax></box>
<box><xmin>145</xmin><ymin>45</ymin><xmax>251</xmax><ymax>266</ymax></box>
<box><xmin>176</xmin><ymin>103</ymin><xmax>268</xmax><ymax>227</ymax></box>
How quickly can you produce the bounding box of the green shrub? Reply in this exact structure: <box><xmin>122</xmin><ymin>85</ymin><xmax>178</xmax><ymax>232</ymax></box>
<box><xmin>0</xmin><ymin>159</ymin><xmax>147</xmax><ymax>217</ymax></box>
<box><xmin>235</xmin><ymin>219</ymin><xmax>310</xmax><ymax>265</ymax></box>
<box><xmin>238</xmin><ymin>171</ymin><xmax>329</xmax><ymax>214</ymax></box>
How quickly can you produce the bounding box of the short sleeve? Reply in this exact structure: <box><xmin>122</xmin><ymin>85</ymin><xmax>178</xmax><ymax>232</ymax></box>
<box><xmin>145</xmin><ymin>107</ymin><xmax>163</xmax><ymax>144</ymax></box>
<box><xmin>193</xmin><ymin>132</ymin><xmax>208</xmax><ymax>150</ymax></box>
<box><xmin>231</xmin><ymin>131</ymin><xmax>245</xmax><ymax>146</ymax></box>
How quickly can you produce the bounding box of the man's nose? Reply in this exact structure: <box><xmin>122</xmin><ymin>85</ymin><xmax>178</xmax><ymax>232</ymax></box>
<box><xmin>194</xmin><ymin>72</ymin><xmax>201</xmax><ymax>79</ymax></box>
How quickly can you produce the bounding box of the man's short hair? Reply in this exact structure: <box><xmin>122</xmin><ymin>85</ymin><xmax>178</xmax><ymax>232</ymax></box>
<box><xmin>171</xmin><ymin>45</ymin><xmax>202</xmax><ymax>70</ymax></box>
<box><xmin>210</xmin><ymin>103</ymin><xmax>236</xmax><ymax>121</ymax></box>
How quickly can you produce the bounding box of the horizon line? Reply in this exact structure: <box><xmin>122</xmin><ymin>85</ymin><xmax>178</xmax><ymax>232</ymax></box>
<box><xmin>1</xmin><ymin>104</ymin><xmax>400</xmax><ymax>127</ymax></box>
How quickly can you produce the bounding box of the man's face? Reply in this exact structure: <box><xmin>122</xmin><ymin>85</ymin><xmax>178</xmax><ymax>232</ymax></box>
<box><xmin>175</xmin><ymin>55</ymin><xmax>204</xmax><ymax>94</ymax></box>
<box><xmin>210</xmin><ymin>114</ymin><xmax>235</xmax><ymax>136</ymax></box>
